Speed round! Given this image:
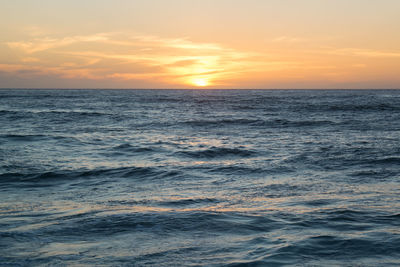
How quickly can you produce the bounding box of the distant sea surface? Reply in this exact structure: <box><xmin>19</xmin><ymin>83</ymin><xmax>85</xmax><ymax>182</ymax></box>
<box><xmin>1</xmin><ymin>89</ymin><xmax>400</xmax><ymax>266</ymax></box>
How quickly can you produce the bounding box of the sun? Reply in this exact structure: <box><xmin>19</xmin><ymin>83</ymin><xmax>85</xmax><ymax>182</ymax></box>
<box><xmin>192</xmin><ymin>78</ymin><xmax>209</xmax><ymax>87</ymax></box>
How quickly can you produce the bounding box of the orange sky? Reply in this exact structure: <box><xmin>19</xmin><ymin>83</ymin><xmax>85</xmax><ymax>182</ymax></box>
<box><xmin>1</xmin><ymin>0</ymin><xmax>400</xmax><ymax>89</ymax></box>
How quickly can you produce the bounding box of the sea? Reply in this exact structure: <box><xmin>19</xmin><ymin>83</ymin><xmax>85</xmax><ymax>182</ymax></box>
<box><xmin>0</xmin><ymin>89</ymin><xmax>399</xmax><ymax>266</ymax></box>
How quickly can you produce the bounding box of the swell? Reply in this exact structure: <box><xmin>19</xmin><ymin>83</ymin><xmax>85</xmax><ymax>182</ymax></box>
<box><xmin>156</xmin><ymin>197</ymin><xmax>219</xmax><ymax>207</ymax></box>
<box><xmin>185</xmin><ymin>164</ymin><xmax>293</xmax><ymax>177</ymax></box>
<box><xmin>176</xmin><ymin>147</ymin><xmax>256</xmax><ymax>159</ymax></box>
<box><xmin>0</xmin><ymin>166</ymin><xmax>178</xmax><ymax>184</ymax></box>
<box><xmin>0</xmin><ymin>133</ymin><xmax>80</xmax><ymax>142</ymax></box>
<box><xmin>281</xmin><ymin>146</ymin><xmax>400</xmax><ymax>174</ymax></box>
<box><xmin>226</xmin><ymin>235</ymin><xmax>400</xmax><ymax>266</ymax></box>
<box><xmin>0</xmin><ymin>134</ymin><xmax>49</xmax><ymax>142</ymax></box>
<box><xmin>366</xmin><ymin>157</ymin><xmax>400</xmax><ymax>165</ymax></box>
<box><xmin>183</xmin><ymin>118</ymin><xmax>336</xmax><ymax>128</ymax></box>
<box><xmin>272</xmin><ymin>234</ymin><xmax>400</xmax><ymax>258</ymax></box>
<box><xmin>4</xmin><ymin>209</ymin><xmax>400</xmax><ymax>266</ymax></box>
<box><xmin>0</xmin><ymin>109</ymin><xmax>111</xmax><ymax>116</ymax></box>
<box><xmin>109</xmin><ymin>143</ymin><xmax>159</xmax><ymax>154</ymax></box>
<box><xmin>283</xmin><ymin>209</ymin><xmax>400</xmax><ymax>231</ymax></box>
<box><xmin>326</xmin><ymin>103</ymin><xmax>400</xmax><ymax>112</ymax></box>
<box><xmin>246</xmin><ymin>183</ymin><xmax>313</xmax><ymax>198</ymax></box>
<box><xmin>183</xmin><ymin>118</ymin><xmax>264</xmax><ymax>127</ymax></box>
<box><xmin>206</xmin><ymin>165</ymin><xmax>267</xmax><ymax>175</ymax></box>
<box><xmin>5</xmin><ymin>212</ymin><xmax>281</xmax><ymax>238</ymax></box>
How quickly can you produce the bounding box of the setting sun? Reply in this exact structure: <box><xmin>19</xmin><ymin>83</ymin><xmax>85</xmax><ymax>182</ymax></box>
<box><xmin>192</xmin><ymin>78</ymin><xmax>209</xmax><ymax>87</ymax></box>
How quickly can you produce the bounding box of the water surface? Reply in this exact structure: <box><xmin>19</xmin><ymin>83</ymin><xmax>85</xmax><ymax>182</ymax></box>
<box><xmin>1</xmin><ymin>89</ymin><xmax>399</xmax><ymax>266</ymax></box>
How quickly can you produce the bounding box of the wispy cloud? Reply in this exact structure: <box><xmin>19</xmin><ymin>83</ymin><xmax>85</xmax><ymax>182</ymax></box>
<box><xmin>271</xmin><ymin>36</ymin><xmax>307</xmax><ymax>43</ymax></box>
<box><xmin>7</xmin><ymin>33</ymin><xmax>111</xmax><ymax>54</ymax></box>
<box><xmin>324</xmin><ymin>47</ymin><xmax>400</xmax><ymax>58</ymax></box>
<box><xmin>4</xmin><ymin>32</ymin><xmax>279</xmax><ymax>87</ymax></box>
<box><xmin>4</xmin><ymin>31</ymin><xmax>398</xmax><ymax>88</ymax></box>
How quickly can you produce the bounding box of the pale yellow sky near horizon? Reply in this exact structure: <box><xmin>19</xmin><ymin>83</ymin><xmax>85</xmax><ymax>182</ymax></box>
<box><xmin>1</xmin><ymin>0</ymin><xmax>400</xmax><ymax>89</ymax></box>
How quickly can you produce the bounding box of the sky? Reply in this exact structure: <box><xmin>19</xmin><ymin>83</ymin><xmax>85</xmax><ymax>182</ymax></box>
<box><xmin>1</xmin><ymin>0</ymin><xmax>400</xmax><ymax>89</ymax></box>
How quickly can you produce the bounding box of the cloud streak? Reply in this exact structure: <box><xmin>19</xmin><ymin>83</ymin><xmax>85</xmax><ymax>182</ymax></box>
<box><xmin>3</xmin><ymin>31</ymin><xmax>400</xmax><ymax>88</ymax></box>
<box><xmin>4</xmin><ymin>32</ymin><xmax>290</xmax><ymax>87</ymax></box>
<box><xmin>322</xmin><ymin>47</ymin><xmax>400</xmax><ymax>58</ymax></box>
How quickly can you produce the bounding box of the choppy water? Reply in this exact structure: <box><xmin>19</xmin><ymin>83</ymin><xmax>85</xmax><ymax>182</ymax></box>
<box><xmin>1</xmin><ymin>89</ymin><xmax>400</xmax><ymax>266</ymax></box>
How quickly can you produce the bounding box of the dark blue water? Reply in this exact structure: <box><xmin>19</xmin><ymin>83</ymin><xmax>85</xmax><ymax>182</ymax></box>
<box><xmin>1</xmin><ymin>89</ymin><xmax>400</xmax><ymax>266</ymax></box>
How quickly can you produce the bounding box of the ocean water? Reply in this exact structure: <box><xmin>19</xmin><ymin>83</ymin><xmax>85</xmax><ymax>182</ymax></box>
<box><xmin>0</xmin><ymin>89</ymin><xmax>399</xmax><ymax>266</ymax></box>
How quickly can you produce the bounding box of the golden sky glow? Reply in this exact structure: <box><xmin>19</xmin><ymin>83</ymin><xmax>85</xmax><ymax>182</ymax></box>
<box><xmin>1</xmin><ymin>0</ymin><xmax>400</xmax><ymax>88</ymax></box>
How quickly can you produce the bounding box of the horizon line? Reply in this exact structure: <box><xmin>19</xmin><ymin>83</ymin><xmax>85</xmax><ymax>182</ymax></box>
<box><xmin>1</xmin><ymin>88</ymin><xmax>400</xmax><ymax>90</ymax></box>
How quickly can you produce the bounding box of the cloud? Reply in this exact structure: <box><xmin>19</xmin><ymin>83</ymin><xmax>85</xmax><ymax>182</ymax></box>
<box><xmin>4</xmin><ymin>32</ymin><xmax>271</xmax><ymax>87</ymax></box>
<box><xmin>324</xmin><ymin>47</ymin><xmax>400</xmax><ymax>58</ymax></box>
<box><xmin>7</xmin><ymin>32</ymin><xmax>396</xmax><ymax>88</ymax></box>
<box><xmin>7</xmin><ymin>33</ymin><xmax>111</xmax><ymax>54</ymax></box>
<box><xmin>271</xmin><ymin>36</ymin><xmax>307</xmax><ymax>43</ymax></box>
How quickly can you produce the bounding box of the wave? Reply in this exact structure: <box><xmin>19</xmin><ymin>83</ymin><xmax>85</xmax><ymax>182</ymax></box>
<box><xmin>183</xmin><ymin>118</ymin><xmax>264</xmax><ymax>127</ymax></box>
<box><xmin>0</xmin><ymin>134</ymin><xmax>49</xmax><ymax>142</ymax></box>
<box><xmin>349</xmin><ymin>169</ymin><xmax>399</xmax><ymax>181</ymax></box>
<box><xmin>269</xmin><ymin>119</ymin><xmax>336</xmax><ymax>127</ymax></box>
<box><xmin>5</xmin><ymin>209</ymin><xmax>399</xmax><ymax>266</ymax></box>
<box><xmin>183</xmin><ymin>118</ymin><xmax>336</xmax><ymax>128</ymax></box>
<box><xmin>0</xmin><ymin>166</ymin><xmax>177</xmax><ymax>184</ymax></box>
<box><xmin>0</xmin><ymin>134</ymin><xmax>80</xmax><ymax>143</ymax></box>
<box><xmin>16</xmin><ymin>211</ymin><xmax>281</xmax><ymax>238</ymax></box>
<box><xmin>2</xmin><ymin>206</ymin><xmax>399</xmax><ymax>266</ymax></box>
<box><xmin>111</xmin><ymin>143</ymin><xmax>157</xmax><ymax>153</ymax></box>
<box><xmin>157</xmin><ymin>198</ymin><xmax>219</xmax><ymax>207</ymax></box>
<box><xmin>248</xmin><ymin>183</ymin><xmax>311</xmax><ymax>198</ymax></box>
<box><xmin>193</xmin><ymin>164</ymin><xmax>294</xmax><ymax>177</ymax></box>
<box><xmin>286</xmin><ymin>209</ymin><xmax>400</xmax><ymax>232</ymax></box>
<box><xmin>0</xmin><ymin>108</ymin><xmax>111</xmax><ymax>115</ymax></box>
<box><xmin>176</xmin><ymin>147</ymin><xmax>256</xmax><ymax>159</ymax></box>
<box><xmin>366</xmin><ymin>157</ymin><xmax>400</xmax><ymax>165</ymax></box>
<box><xmin>327</xmin><ymin>103</ymin><xmax>400</xmax><ymax>112</ymax></box>
<box><xmin>273</xmin><ymin>234</ymin><xmax>400</xmax><ymax>259</ymax></box>
<box><xmin>207</xmin><ymin>165</ymin><xmax>266</xmax><ymax>175</ymax></box>
<box><xmin>280</xmin><ymin>149</ymin><xmax>400</xmax><ymax>172</ymax></box>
